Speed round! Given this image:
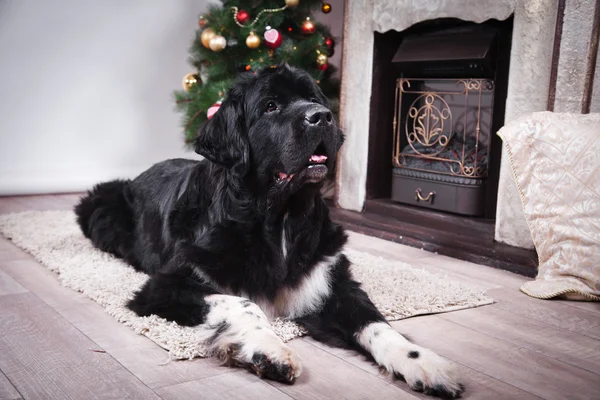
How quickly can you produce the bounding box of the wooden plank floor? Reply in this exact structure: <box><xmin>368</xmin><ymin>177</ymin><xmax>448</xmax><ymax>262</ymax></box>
<box><xmin>0</xmin><ymin>194</ymin><xmax>599</xmax><ymax>400</ymax></box>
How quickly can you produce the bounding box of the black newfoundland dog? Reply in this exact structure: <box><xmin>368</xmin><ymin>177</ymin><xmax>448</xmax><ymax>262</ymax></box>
<box><xmin>75</xmin><ymin>64</ymin><xmax>463</xmax><ymax>398</ymax></box>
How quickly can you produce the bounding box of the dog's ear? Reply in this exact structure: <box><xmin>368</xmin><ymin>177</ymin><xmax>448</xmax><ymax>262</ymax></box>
<box><xmin>195</xmin><ymin>92</ymin><xmax>249</xmax><ymax>176</ymax></box>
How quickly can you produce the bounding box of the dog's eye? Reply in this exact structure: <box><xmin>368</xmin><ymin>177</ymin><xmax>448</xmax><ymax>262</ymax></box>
<box><xmin>265</xmin><ymin>101</ymin><xmax>278</xmax><ymax>113</ymax></box>
<box><xmin>310</xmin><ymin>98</ymin><xmax>319</xmax><ymax>104</ymax></box>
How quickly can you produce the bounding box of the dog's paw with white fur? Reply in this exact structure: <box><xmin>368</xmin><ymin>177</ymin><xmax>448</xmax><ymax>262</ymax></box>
<box><xmin>248</xmin><ymin>342</ymin><xmax>302</xmax><ymax>384</ymax></box>
<box><xmin>356</xmin><ymin>322</ymin><xmax>464</xmax><ymax>398</ymax></box>
<box><xmin>390</xmin><ymin>345</ymin><xmax>463</xmax><ymax>398</ymax></box>
<box><xmin>203</xmin><ymin>295</ymin><xmax>302</xmax><ymax>384</ymax></box>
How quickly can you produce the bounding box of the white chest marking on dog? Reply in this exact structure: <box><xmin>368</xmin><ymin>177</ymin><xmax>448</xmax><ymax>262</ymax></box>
<box><xmin>253</xmin><ymin>252</ymin><xmax>341</xmax><ymax>320</ymax></box>
<box><xmin>356</xmin><ymin>322</ymin><xmax>461</xmax><ymax>393</ymax></box>
<box><xmin>193</xmin><ymin>251</ymin><xmax>340</xmax><ymax>320</ymax></box>
<box><xmin>281</xmin><ymin>213</ymin><xmax>288</xmax><ymax>259</ymax></box>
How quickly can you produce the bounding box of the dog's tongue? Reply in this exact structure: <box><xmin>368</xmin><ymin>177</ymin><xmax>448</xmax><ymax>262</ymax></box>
<box><xmin>309</xmin><ymin>154</ymin><xmax>328</xmax><ymax>163</ymax></box>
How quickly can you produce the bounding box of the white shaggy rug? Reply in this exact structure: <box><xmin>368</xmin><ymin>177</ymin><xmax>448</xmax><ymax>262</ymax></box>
<box><xmin>0</xmin><ymin>210</ymin><xmax>493</xmax><ymax>360</ymax></box>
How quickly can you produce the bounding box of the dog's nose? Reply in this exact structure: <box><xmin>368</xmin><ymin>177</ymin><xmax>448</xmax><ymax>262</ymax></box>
<box><xmin>305</xmin><ymin>106</ymin><xmax>333</xmax><ymax>126</ymax></box>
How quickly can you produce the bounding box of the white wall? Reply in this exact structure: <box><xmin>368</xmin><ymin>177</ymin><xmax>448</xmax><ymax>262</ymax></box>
<box><xmin>0</xmin><ymin>0</ymin><xmax>208</xmax><ymax>195</ymax></box>
<box><xmin>0</xmin><ymin>0</ymin><xmax>343</xmax><ymax>195</ymax></box>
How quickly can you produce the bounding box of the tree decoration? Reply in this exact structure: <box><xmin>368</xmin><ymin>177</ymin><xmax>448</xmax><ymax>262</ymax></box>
<box><xmin>209</xmin><ymin>35</ymin><xmax>227</xmax><ymax>52</ymax></box>
<box><xmin>316</xmin><ymin>53</ymin><xmax>328</xmax><ymax>66</ymax></box>
<box><xmin>246</xmin><ymin>31</ymin><xmax>261</xmax><ymax>48</ymax></box>
<box><xmin>301</xmin><ymin>18</ymin><xmax>316</xmax><ymax>34</ymax></box>
<box><xmin>264</xmin><ymin>27</ymin><xmax>282</xmax><ymax>49</ymax></box>
<box><xmin>175</xmin><ymin>0</ymin><xmax>340</xmax><ymax>146</ymax></box>
<box><xmin>325</xmin><ymin>37</ymin><xmax>335</xmax><ymax>56</ymax></box>
<box><xmin>182</xmin><ymin>72</ymin><xmax>200</xmax><ymax>92</ymax></box>
<box><xmin>231</xmin><ymin>5</ymin><xmax>288</xmax><ymax>28</ymax></box>
<box><xmin>200</xmin><ymin>28</ymin><xmax>216</xmax><ymax>48</ymax></box>
<box><xmin>321</xmin><ymin>3</ymin><xmax>332</xmax><ymax>13</ymax></box>
<box><xmin>236</xmin><ymin>9</ymin><xmax>250</xmax><ymax>24</ymax></box>
<box><xmin>207</xmin><ymin>101</ymin><xmax>222</xmax><ymax>119</ymax></box>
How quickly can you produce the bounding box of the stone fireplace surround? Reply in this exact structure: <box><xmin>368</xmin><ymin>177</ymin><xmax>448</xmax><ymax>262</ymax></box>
<box><xmin>334</xmin><ymin>0</ymin><xmax>587</xmax><ymax>250</ymax></box>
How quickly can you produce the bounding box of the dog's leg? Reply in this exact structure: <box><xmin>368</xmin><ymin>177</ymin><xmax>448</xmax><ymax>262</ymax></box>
<box><xmin>127</xmin><ymin>271</ymin><xmax>301</xmax><ymax>383</ymax></box>
<box><xmin>298</xmin><ymin>256</ymin><xmax>464</xmax><ymax>398</ymax></box>
<box><xmin>200</xmin><ymin>294</ymin><xmax>302</xmax><ymax>383</ymax></box>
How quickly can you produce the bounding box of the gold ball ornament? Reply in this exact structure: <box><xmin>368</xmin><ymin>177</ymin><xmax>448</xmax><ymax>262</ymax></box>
<box><xmin>316</xmin><ymin>53</ymin><xmax>328</xmax><ymax>66</ymax></box>
<box><xmin>246</xmin><ymin>32</ymin><xmax>261</xmax><ymax>49</ymax></box>
<box><xmin>285</xmin><ymin>0</ymin><xmax>300</xmax><ymax>8</ymax></box>
<box><xmin>321</xmin><ymin>3</ymin><xmax>332</xmax><ymax>13</ymax></box>
<box><xmin>182</xmin><ymin>72</ymin><xmax>200</xmax><ymax>92</ymax></box>
<box><xmin>200</xmin><ymin>28</ymin><xmax>216</xmax><ymax>48</ymax></box>
<box><xmin>209</xmin><ymin>35</ymin><xmax>227</xmax><ymax>52</ymax></box>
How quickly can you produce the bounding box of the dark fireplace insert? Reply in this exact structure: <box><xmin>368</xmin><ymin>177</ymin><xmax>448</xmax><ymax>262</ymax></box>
<box><xmin>391</xmin><ymin>25</ymin><xmax>502</xmax><ymax>216</ymax></box>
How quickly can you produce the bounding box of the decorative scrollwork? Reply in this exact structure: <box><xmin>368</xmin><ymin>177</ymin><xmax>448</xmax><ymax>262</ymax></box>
<box><xmin>406</xmin><ymin>93</ymin><xmax>452</xmax><ymax>157</ymax></box>
<box><xmin>393</xmin><ymin>78</ymin><xmax>493</xmax><ymax>179</ymax></box>
<box><xmin>399</xmin><ymin>78</ymin><xmax>412</xmax><ymax>92</ymax></box>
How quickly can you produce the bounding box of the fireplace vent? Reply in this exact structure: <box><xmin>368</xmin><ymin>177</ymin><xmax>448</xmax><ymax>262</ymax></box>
<box><xmin>391</xmin><ymin>28</ymin><xmax>497</xmax><ymax>78</ymax></box>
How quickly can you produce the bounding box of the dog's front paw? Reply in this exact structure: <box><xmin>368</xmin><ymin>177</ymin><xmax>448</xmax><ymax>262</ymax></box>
<box><xmin>202</xmin><ymin>295</ymin><xmax>302</xmax><ymax>384</ymax></box>
<box><xmin>356</xmin><ymin>323</ymin><xmax>464</xmax><ymax>398</ymax></box>
<box><xmin>250</xmin><ymin>345</ymin><xmax>302</xmax><ymax>384</ymax></box>
<box><xmin>392</xmin><ymin>346</ymin><xmax>464</xmax><ymax>399</ymax></box>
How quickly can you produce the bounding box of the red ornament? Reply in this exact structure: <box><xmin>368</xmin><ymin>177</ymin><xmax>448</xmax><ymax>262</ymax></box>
<box><xmin>198</xmin><ymin>16</ymin><xmax>207</xmax><ymax>28</ymax></box>
<box><xmin>236</xmin><ymin>10</ymin><xmax>250</xmax><ymax>24</ymax></box>
<box><xmin>207</xmin><ymin>101</ymin><xmax>222</xmax><ymax>119</ymax></box>
<box><xmin>301</xmin><ymin>18</ymin><xmax>316</xmax><ymax>34</ymax></box>
<box><xmin>325</xmin><ymin>37</ymin><xmax>335</xmax><ymax>56</ymax></box>
<box><xmin>318</xmin><ymin>63</ymin><xmax>328</xmax><ymax>71</ymax></box>
<box><xmin>264</xmin><ymin>27</ymin><xmax>282</xmax><ymax>49</ymax></box>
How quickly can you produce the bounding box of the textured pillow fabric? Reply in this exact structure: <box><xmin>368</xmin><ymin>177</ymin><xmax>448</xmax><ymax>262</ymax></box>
<box><xmin>498</xmin><ymin>111</ymin><xmax>600</xmax><ymax>301</ymax></box>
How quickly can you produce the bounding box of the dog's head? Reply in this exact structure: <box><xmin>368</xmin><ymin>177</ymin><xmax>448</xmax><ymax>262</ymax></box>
<box><xmin>195</xmin><ymin>64</ymin><xmax>343</xmax><ymax>194</ymax></box>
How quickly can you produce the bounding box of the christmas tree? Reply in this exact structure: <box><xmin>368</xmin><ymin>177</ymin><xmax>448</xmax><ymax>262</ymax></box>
<box><xmin>174</xmin><ymin>0</ymin><xmax>338</xmax><ymax>146</ymax></box>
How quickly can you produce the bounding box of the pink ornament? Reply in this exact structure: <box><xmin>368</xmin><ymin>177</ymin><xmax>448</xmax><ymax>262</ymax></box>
<box><xmin>264</xmin><ymin>28</ymin><xmax>282</xmax><ymax>49</ymax></box>
<box><xmin>207</xmin><ymin>101</ymin><xmax>222</xmax><ymax>119</ymax></box>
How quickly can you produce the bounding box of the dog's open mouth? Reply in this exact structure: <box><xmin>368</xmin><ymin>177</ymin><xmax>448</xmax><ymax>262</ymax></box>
<box><xmin>306</xmin><ymin>142</ymin><xmax>329</xmax><ymax>183</ymax></box>
<box><xmin>276</xmin><ymin>142</ymin><xmax>329</xmax><ymax>185</ymax></box>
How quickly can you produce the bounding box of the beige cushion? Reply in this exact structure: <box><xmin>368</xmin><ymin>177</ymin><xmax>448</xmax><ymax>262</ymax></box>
<box><xmin>498</xmin><ymin>111</ymin><xmax>600</xmax><ymax>301</ymax></box>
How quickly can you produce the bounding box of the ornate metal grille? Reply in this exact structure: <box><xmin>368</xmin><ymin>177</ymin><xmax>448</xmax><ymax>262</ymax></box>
<box><xmin>393</xmin><ymin>78</ymin><xmax>495</xmax><ymax>178</ymax></box>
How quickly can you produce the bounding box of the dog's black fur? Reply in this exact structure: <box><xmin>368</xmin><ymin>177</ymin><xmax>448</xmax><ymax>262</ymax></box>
<box><xmin>75</xmin><ymin>64</ymin><xmax>463</xmax><ymax>398</ymax></box>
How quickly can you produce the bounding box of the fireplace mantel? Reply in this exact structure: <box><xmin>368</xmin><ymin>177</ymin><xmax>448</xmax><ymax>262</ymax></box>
<box><xmin>371</xmin><ymin>1</ymin><xmax>513</xmax><ymax>33</ymax></box>
<box><xmin>335</xmin><ymin>0</ymin><xmax>560</xmax><ymax>249</ymax></box>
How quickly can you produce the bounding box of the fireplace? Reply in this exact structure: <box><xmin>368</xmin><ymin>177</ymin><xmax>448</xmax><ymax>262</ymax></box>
<box><xmin>390</xmin><ymin>25</ymin><xmax>502</xmax><ymax>216</ymax></box>
<box><xmin>329</xmin><ymin>9</ymin><xmax>540</xmax><ymax>276</ymax></box>
<box><xmin>363</xmin><ymin>19</ymin><xmax>511</xmax><ymax>220</ymax></box>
